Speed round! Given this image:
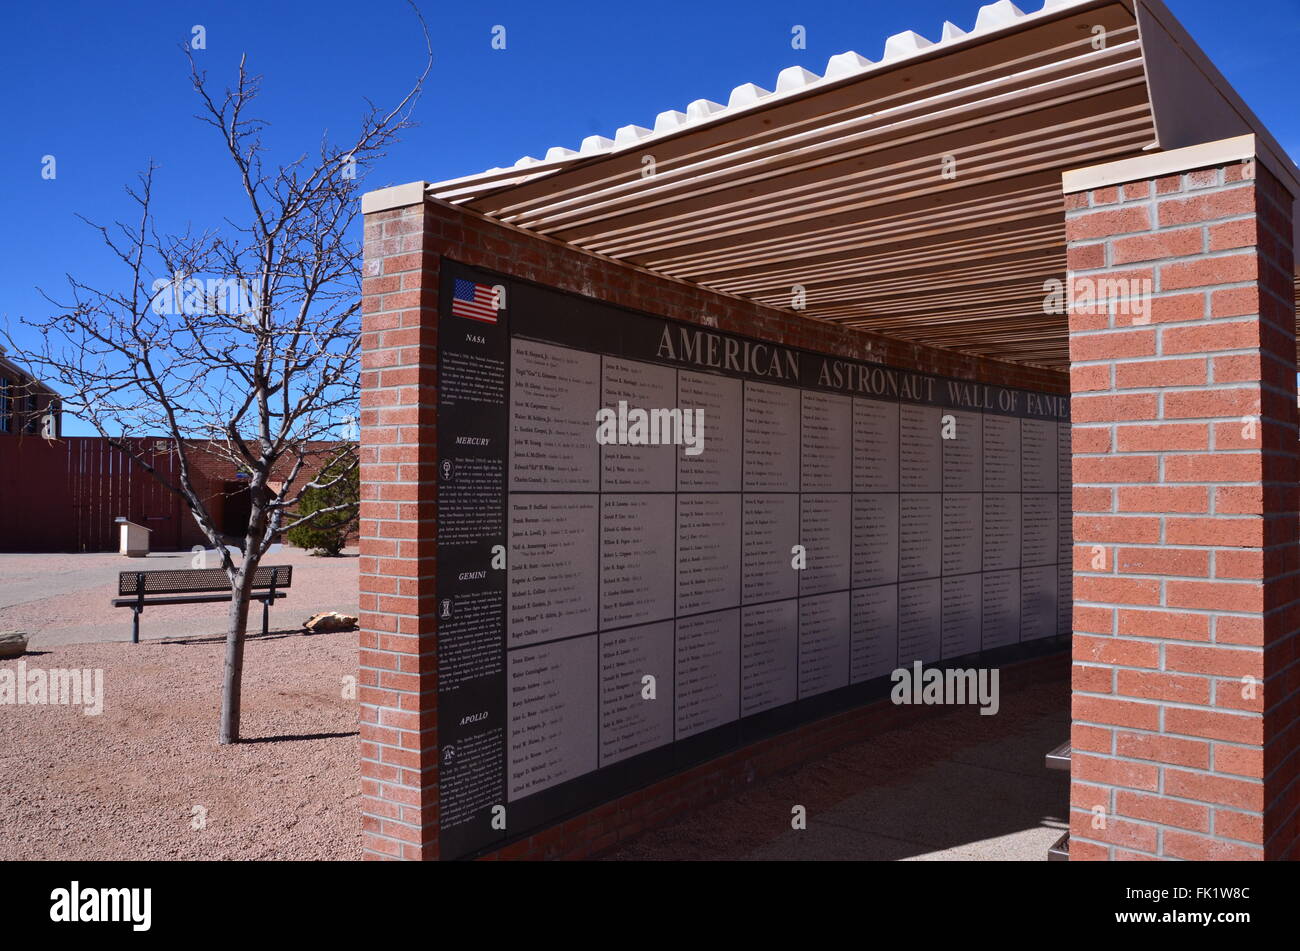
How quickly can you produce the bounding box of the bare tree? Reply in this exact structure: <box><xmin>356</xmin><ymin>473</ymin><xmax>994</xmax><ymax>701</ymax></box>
<box><xmin>4</xmin><ymin>23</ymin><xmax>430</xmax><ymax>744</ymax></box>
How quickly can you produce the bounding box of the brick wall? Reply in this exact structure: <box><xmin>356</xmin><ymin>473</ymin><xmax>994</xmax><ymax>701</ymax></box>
<box><xmin>1065</xmin><ymin>156</ymin><xmax>1299</xmax><ymax>859</ymax></box>
<box><xmin>359</xmin><ymin>189</ymin><xmax>1070</xmax><ymax>860</ymax></box>
<box><xmin>0</xmin><ymin>363</ymin><xmax>60</xmax><ymax>437</ymax></box>
<box><xmin>0</xmin><ymin>436</ymin><xmax>348</xmax><ymax>552</ymax></box>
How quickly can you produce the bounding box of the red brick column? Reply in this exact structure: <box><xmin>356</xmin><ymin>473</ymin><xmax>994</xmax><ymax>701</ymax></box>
<box><xmin>1064</xmin><ymin>143</ymin><xmax>1299</xmax><ymax>860</ymax></box>
<box><xmin>358</xmin><ymin>184</ymin><xmax>442</xmax><ymax>859</ymax></box>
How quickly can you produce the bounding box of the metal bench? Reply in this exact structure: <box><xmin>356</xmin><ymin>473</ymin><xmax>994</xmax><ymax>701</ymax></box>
<box><xmin>112</xmin><ymin>566</ymin><xmax>293</xmax><ymax>643</ymax></box>
<box><xmin>1045</xmin><ymin>741</ymin><xmax>1070</xmax><ymax>861</ymax></box>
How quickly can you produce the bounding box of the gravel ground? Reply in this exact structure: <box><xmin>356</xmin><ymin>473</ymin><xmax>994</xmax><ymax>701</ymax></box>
<box><xmin>0</xmin><ymin>629</ymin><xmax>361</xmax><ymax>860</ymax></box>
<box><xmin>0</xmin><ymin>547</ymin><xmax>360</xmax><ymax>647</ymax></box>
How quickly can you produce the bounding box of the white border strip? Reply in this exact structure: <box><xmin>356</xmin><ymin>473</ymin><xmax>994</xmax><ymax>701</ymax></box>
<box><xmin>362</xmin><ymin>181</ymin><xmax>430</xmax><ymax>214</ymax></box>
<box><xmin>1061</xmin><ymin>134</ymin><xmax>1256</xmax><ymax>193</ymax></box>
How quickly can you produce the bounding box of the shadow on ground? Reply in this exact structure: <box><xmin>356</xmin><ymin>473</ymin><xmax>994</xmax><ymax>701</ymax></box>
<box><xmin>240</xmin><ymin>730</ymin><xmax>360</xmax><ymax>744</ymax></box>
<box><xmin>605</xmin><ymin>673</ymin><xmax>1069</xmax><ymax>861</ymax></box>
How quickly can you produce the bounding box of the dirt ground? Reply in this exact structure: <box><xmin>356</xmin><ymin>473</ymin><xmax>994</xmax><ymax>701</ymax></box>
<box><xmin>0</xmin><ymin>629</ymin><xmax>361</xmax><ymax>861</ymax></box>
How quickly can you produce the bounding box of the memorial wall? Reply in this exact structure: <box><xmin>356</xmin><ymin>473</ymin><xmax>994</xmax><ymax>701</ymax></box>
<box><xmin>436</xmin><ymin>261</ymin><xmax>1072</xmax><ymax>859</ymax></box>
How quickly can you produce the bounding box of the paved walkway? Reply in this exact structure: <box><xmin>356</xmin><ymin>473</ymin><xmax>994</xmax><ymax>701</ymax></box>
<box><xmin>0</xmin><ymin>547</ymin><xmax>359</xmax><ymax>646</ymax></box>
<box><xmin>606</xmin><ymin>673</ymin><xmax>1070</xmax><ymax>861</ymax></box>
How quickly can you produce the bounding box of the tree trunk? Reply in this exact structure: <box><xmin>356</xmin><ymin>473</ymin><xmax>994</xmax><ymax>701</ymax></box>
<box><xmin>219</xmin><ymin>564</ymin><xmax>256</xmax><ymax>744</ymax></box>
<box><xmin>219</xmin><ymin>498</ymin><xmax>267</xmax><ymax>745</ymax></box>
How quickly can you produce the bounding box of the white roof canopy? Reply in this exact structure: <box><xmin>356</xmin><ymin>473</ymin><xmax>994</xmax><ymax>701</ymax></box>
<box><xmin>429</xmin><ymin>0</ymin><xmax>1300</xmax><ymax>368</ymax></box>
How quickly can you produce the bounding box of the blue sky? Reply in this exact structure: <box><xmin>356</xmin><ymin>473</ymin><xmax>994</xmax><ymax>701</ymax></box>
<box><xmin>2</xmin><ymin>0</ymin><xmax>1297</xmax><ymax>435</ymax></box>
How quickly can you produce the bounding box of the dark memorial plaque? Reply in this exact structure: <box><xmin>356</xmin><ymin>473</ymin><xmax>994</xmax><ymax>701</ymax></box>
<box><xmin>508</xmin><ymin>637</ymin><xmax>598</xmax><ymax>799</ymax></box>
<box><xmin>602</xmin><ymin>357</ymin><xmax>676</xmax><ymax>492</ymax></box>
<box><xmin>437</xmin><ymin>266</ymin><xmax>510</xmax><ymax>860</ymax></box>
<box><xmin>436</xmin><ymin>260</ymin><xmax>1070</xmax><ymax>859</ymax></box>
<box><xmin>941</xmin><ymin>574</ymin><xmax>982</xmax><ymax>659</ymax></box>
<box><xmin>853</xmin><ymin>398</ymin><xmax>900</xmax><ymax>492</ymax></box>
<box><xmin>675</xmin><ymin>609</ymin><xmax>741</xmax><ymax>739</ymax></box>
<box><xmin>1021</xmin><ymin>418</ymin><xmax>1059</xmax><ymax>493</ymax></box>
<box><xmin>900</xmin><ymin>494</ymin><xmax>943</xmax><ymax>581</ymax></box>
<box><xmin>1058</xmin><ymin>563</ymin><xmax>1073</xmax><ymax>636</ymax></box>
<box><xmin>900</xmin><ymin>405</ymin><xmax>943</xmax><ymax>493</ymax></box>
<box><xmin>1058</xmin><ymin>419</ymin><xmax>1073</xmax><ymax>490</ymax></box>
<box><xmin>983</xmin><ymin>493</ymin><xmax>1021</xmax><ymax>572</ymax></box>
<box><xmin>599</xmin><ymin>621</ymin><xmax>674</xmax><ymax>767</ymax></box>
<box><xmin>798</xmin><ymin>591</ymin><xmax>851</xmax><ymax>698</ymax></box>
<box><xmin>600</xmin><ymin>494</ymin><xmax>675</xmax><ymax>629</ymax></box>
<box><xmin>510</xmin><ymin>339</ymin><xmax>598</xmax><ymax>491</ymax></box>
<box><xmin>509</xmin><ymin>496</ymin><xmax>599</xmax><ymax>647</ymax></box>
<box><xmin>942</xmin><ymin>493</ymin><xmax>982</xmax><ymax>576</ymax></box>
<box><xmin>742</xmin><ymin>494</ymin><xmax>799</xmax><ymax>603</ymax></box>
<box><xmin>1021</xmin><ymin>565</ymin><xmax>1058</xmax><ymax>642</ymax></box>
<box><xmin>1058</xmin><ymin>420</ymin><xmax>1073</xmax><ymax>636</ymax></box>
<box><xmin>801</xmin><ymin>392</ymin><xmax>852</xmax><ymax>492</ymax></box>
<box><xmin>1058</xmin><ymin>491</ymin><xmax>1073</xmax><ymax>566</ymax></box>
<box><xmin>981</xmin><ymin>569</ymin><xmax>1020</xmax><ymax>650</ymax></box>
<box><xmin>851</xmin><ymin>585</ymin><xmax>898</xmax><ymax>682</ymax></box>
<box><xmin>983</xmin><ymin>414</ymin><xmax>1022</xmax><ymax>493</ymax></box>
<box><xmin>744</xmin><ymin>381</ymin><xmax>800</xmax><ymax>491</ymax></box>
<box><xmin>898</xmin><ymin>578</ymin><xmax>942</xmax><ymax>664</ymax></box>
<box><xmin>943</xmin><ymin>410</ymin><xmax>983</xmax><ymax>492</ymax></box>
<box><xmin>852</xmin><ymin>494</ymin><xmax>899</xmax><ymax>587</ymax></box>
<box><xmin>677</xmin><ymin>494</ymin><xmax>742</xmax><ymax>616</ymax></box>
<box><xmin>678</xmin><ymin>371</ymin><xmax>742</xmax><ymax>490</ymax></box>
<box><xmin>741</xmin><ymin>600</ymin><xmax>799</xmax><ymax>715</ymax></box>
<box><xmin>1057</xmin><ymin>424</ymin><xmax>1073</xmax><ymax>559</ymax></box>
<box><xmin>799</xmin><ymin>494</ymin><xmax>852</xmax><ymax>595</ymax></box>
<box><xmin>1021</xmin><ymin>493</ymin><xmax>1059</xmax><ymax>569</ymax></box>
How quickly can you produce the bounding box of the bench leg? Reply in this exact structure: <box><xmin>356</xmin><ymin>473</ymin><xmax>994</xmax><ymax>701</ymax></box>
<box><xmin>132</xmin><ymin>608</ymin><xmax>140</xmax><ymax>645</ymax></box>
<box><xmin>262</xmin><ymin>599</ymin><xmax>270</xmax><ymax>637</ymax></box>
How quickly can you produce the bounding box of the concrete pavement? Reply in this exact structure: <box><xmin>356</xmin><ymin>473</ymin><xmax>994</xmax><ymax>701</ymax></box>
<box><xmin>0</xmin><ymin>547</ymin><xmax>360</xmax><ymax>647</ymax></box>
<box><xmin>606</xmin><ymin>673</ymin><xmax>1070</xmax><ymax>861</ymax></box>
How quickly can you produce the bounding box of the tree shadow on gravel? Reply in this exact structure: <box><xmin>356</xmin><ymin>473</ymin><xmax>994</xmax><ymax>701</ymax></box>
<box><xmin>156</xmin><ymin>627</ymin><xmax>355</xmax><ymax>646</ymax></box>
<box><xmin>239</xmin><ymin>730</ymin><xmax>359</xmax><ymax>744</ymax></box>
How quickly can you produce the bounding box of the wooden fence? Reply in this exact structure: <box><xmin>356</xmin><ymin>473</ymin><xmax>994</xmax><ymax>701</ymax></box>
<box><xmin>0</xmin><ymin>436</ymin><xmax>191</xmax><ymax>552</ymax></box>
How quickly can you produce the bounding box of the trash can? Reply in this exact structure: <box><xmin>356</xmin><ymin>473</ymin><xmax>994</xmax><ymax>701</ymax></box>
<box><xmin>115</xmin><ymin>517</ymin><xmax>151</xmax><ymax>557</ymax></box>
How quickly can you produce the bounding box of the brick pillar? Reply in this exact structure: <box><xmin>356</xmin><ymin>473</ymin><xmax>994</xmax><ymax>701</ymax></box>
<box><xmin>357</xmin><ymin>183</ymin><xmax>441</xmax><ymax>859</ymax></box>
<box><xmin>1064</xmin><ymin>142</ymin><xmax>1299</xmax><ymax>860</ymax></box>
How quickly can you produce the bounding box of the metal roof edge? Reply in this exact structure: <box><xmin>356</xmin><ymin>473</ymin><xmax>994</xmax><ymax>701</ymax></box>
<box><xmin>1135</xmin><ymin>0</ymin><xmax>1300</xmax><ymax>200</ymax></box>
<box><xmin>427</xmin><ymin>0</ymin><xmax>1122</xmax><ymax>198</ymax></box>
